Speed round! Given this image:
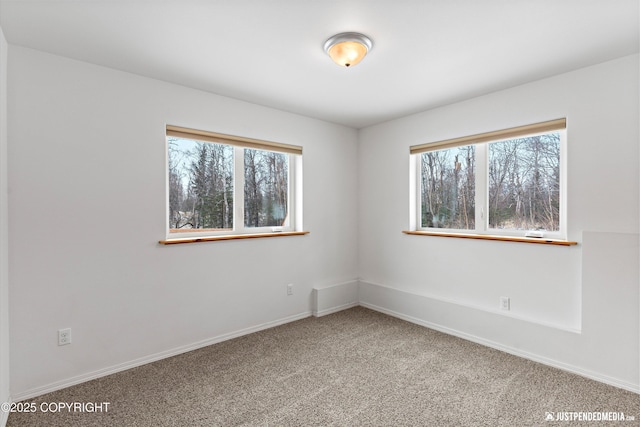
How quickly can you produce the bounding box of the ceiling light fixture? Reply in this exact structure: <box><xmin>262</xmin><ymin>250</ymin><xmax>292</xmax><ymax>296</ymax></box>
<box><xmin>323</xmin><ymin>32</ymin><xmax>373</xmax><ymax>68</ymax></box>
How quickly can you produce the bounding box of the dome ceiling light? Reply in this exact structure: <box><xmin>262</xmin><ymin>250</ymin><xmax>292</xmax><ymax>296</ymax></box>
<box><xmin>323</xmin><ymin>32</ymin><xmax>373</xmax><ymax>68</ymax></box>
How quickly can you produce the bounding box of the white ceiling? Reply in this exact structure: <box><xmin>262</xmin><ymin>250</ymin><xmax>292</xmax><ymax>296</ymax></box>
<box><xmin>1</xmin><ymin>0</ymin><xmax>638</xmax><ymax>128</ymax></box>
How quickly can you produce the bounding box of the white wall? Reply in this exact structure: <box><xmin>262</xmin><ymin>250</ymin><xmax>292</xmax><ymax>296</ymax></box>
<box><xmin>358</xmin><ymin>54</ymin><xmax>639</xmax><ymax>391</ymax></box>
<box><xmin>7</xmin><ymin>46</ymin><xmax>359</xmax><ymax>398</ymax></box>
<box><xmin>0</xmin><ymin>24</ymin><xmax>10</xmax><ymax>427</ymax></box>
<box><xmin>5</xmin><ymin>43</ymin><xmax>639</xmax><ymax>400</ymax></box>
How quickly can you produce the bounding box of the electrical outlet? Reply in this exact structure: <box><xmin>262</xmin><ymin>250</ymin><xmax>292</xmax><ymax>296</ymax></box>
<box><xmin>58</xmin><ymin>328</ymin><xmax>72</xmax><ymax>346</ymax></box>
<box><xmin>287</xmin><ymin>283</ymin><xmax>293</xmax><ymax>296</ymax></box>
<box><xmin>499</xmin><ymin>297</ymin><xmax>510</xmax><ymax>311</ymax></box>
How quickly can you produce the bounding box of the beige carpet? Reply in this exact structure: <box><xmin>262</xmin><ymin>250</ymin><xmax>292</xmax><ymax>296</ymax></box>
<box><xmin>6</xmin><ymin>307</ymin><xmax>639</xmax><ymax>426</ymax></box>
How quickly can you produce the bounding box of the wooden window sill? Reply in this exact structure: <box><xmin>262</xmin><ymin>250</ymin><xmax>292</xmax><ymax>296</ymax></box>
<box><xmin>159</xmin><ymin>231</ymin><xmax>309</xmax><ymax>245</ymax></box>
<box><xmin>402</xmin><ymin>230</ymin><xmax>577</xmax><ymax>246</ymax></box>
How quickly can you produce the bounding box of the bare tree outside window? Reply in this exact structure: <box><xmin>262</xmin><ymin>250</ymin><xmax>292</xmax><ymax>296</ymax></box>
<box><xmin>421</xmin><ymin>145</ymin><xmax>475</xmax><ymax>229</ymax></box>
<box><xmin>244</xmin><ymin>149</ymin><xmax>289</xmax><ymax>228</ymax></box>
<box><xmin>488</xmin><ymin>133</ymin><xmax>560</xmax><ymax>231</ymax></box>
<box><xmin>415</xmin><ymin>121</ymin><xmax>564</xmax><ymax>238</ymax></box>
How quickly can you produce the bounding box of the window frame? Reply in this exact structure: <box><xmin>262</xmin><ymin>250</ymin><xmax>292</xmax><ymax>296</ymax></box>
<box><xmin>165</xmin><ymin>125</ymin><xmax>303</xmax><ymax>240</ymax></box>
<box><xmin>410</xmin><ymin>119</ymin><xmax>567</xmax><ymax>240</ymax></box>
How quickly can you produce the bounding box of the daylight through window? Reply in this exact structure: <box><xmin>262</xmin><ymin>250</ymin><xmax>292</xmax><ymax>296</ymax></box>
<box><xmin>166</xmin><ymin>126</ymin><xmax>302</xmax><ymax>238</ymax></box>
<box><xmin>411</xmin><ymin>119</ymin><xmax>566</xmax><ymax>239</ymax></box>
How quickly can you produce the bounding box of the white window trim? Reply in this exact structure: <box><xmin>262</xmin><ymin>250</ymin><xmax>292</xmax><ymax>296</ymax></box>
<box><xmin>410</xmin><ymin>122</ymin><xmax>567</xmax><ymax>241</ymax></box>
<box><xmin>165</xmin><ymin>126</ymin><xmax>303</xmax><ymax>240</ymax></box>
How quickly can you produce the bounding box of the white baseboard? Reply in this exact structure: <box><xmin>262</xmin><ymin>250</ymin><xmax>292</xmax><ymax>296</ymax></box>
<box><xmin>313</xmin><ymin>278</ymin><xmax>637</xmax><ymax>392</ymax></box>
<box><xmin>0</xmin><ymin>402</ymin><xmax>8</xmax><ymax>427</ymax></box>
<box><xmin>11</xmin><ymin>276</ymin><xmax>639</xmax><ymax>402</ymax></box>
<box><xmin>359</xmin><ymin>299</ymin><xmax>639</xmax><ymax>394</ymax></box>
<box><xmin>314</xmin><ymin>302</ymin><xmax>359</xmax><ymax>317</ymax></box>
<box><xmin>12</xmin><ymin>311</ymin><xmax>311</xmax><ymax>402</ymax></box>
<box><xmin>312</xmin><ymin>280</ymin><xmax>359</xmax><ymax>317</ymax></box>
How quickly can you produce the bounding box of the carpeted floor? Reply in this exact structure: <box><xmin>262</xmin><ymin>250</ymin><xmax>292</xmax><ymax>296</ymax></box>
<box><xmin>6</xmin><ymin>307</ymin><xmax>639</xmax><ymax>426</ymax></box>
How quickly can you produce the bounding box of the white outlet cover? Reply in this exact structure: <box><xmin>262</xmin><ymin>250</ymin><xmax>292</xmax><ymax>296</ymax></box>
<box><xmin>58</xmin><ymin>328</ymin><xmax>72</xmax><ymax>346</ymax></box>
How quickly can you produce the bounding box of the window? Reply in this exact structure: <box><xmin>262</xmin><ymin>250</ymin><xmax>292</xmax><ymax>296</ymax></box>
<box><xmin>166</xmin><ymin>125</ymin><xmax>302</xmax><ymax>239</ymax></box>
<box><xmin>411</xmin><ymin>119</ymin><xmax>566</xmax><ymax>239</ymax></box>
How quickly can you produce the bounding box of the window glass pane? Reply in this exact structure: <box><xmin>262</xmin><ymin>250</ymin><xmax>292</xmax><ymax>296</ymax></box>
<box><xmin>168</xmin><ymin>138</ymin><xmax>234</xmax><ymax>232</ymax></box>
<box><xmin>421</xmin><ymin>146</ymin><xmax>475</xmax><ymax>229</ymax></box>
<box><xmin>244</xmin><ymin>149</ymin><xmax>289</xmax><ymax>228</ymax></box>
<box><xmin>488</xmin><ymin>133</ymin><xmax>560</xmax><ymax>231</ymax></box>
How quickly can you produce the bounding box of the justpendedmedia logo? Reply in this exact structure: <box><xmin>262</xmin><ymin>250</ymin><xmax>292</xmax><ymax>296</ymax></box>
<box><xmin>545</xmin><ymin>411</ymin><xmax>635</xmax><ymax>422</ymax></box>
